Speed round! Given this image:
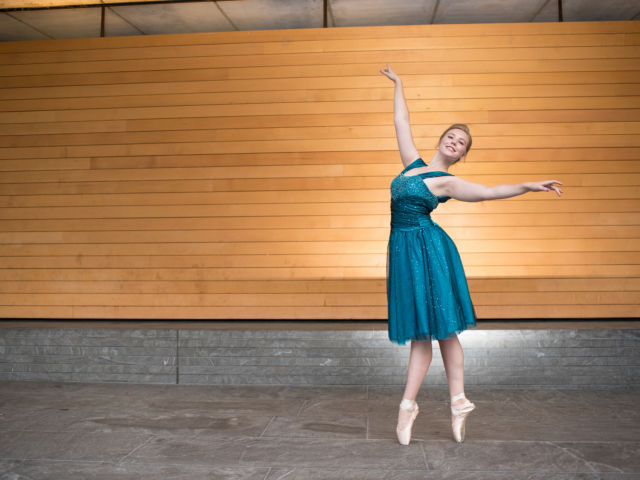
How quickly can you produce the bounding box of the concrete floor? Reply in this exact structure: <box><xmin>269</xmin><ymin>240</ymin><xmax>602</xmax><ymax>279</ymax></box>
<box><xmin>0</xmin><ymin>381</ymin><xmax>638</xmax><ymax>479</ymax></box>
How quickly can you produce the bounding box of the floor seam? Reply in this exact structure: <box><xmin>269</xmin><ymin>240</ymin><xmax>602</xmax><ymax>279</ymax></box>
<box><xmin>114</xmin><ymin>435</ymin><xmax>156</xmax><ymax>466</ymax></box>
<box><xmin>259</xmin><ymin>416</ymin><xmax>276</xmax><ymax>438</ymax></box>
<box><xmin>261</xmin><ymin>466</ymin><xmax>272</xmax><ymax>480</ymax></box>
<box><xmin>420</xmin><ymin>442</ymin><xmax>429</xmax><ymax>470</ymax></box>
<box><xmin>365</xmin><ymin>415</ymin><xmax>369</xmax><ymax>440</ymax></box>
<box><xmin>295</xmin><ymin>399</ymin><xmax>309</xmax><ymax>416</ymax></box>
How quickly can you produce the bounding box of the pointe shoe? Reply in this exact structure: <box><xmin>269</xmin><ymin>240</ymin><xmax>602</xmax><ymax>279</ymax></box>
<box><xmin>396</xmin><ymin>398</ymin><xmax>419</xmax><ymax>446</ymax></box>
<box><xmin>451</xmin><ymin>393</ymin><xmax>475</xmax><ymax>443</ymax></box>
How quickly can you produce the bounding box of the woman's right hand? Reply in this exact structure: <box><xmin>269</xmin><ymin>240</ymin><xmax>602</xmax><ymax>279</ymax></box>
<box><xmin>380</xmin><ymin>64</ymin><xmax>401</xmax><ymax>83</ymax></box>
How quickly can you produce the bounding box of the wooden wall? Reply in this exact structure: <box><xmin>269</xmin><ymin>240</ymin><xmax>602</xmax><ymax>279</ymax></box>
<box><xmin>0</xmin><ymin>21</ymin><xmax>638</xmax><ymax>320</ymax></box>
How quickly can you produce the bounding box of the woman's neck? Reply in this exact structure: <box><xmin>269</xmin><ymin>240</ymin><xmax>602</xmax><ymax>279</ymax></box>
<box><xmin>428</xmin><ymin>151</ymin><xmax>453</xmax><ymax>172</ymax></box>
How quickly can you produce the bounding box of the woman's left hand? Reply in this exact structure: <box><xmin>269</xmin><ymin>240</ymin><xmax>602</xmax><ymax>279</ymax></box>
<box><xmin>527</xmin><ymin>180</ymin><xmax>563</xmax><ymax>196</ymax></box>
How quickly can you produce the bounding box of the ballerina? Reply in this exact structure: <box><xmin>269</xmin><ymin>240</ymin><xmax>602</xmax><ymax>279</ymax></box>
<box><xmin>380</xmin><ymin>64</ymin><xmax>563</xmax><ymax>445</ymax></box>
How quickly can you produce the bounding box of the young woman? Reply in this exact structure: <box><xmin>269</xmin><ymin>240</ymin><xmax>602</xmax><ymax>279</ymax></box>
<box><xmin>380</xmin><ymin>65</ymin><xmax>563</xmax><ymax>445</ymax></box>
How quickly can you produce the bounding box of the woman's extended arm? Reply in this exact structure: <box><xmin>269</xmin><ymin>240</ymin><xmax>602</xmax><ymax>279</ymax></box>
<box><xmin>380</xmin><ymin>65</ymin><xmax>420</xmax><ymax>167</ymax></box>
<box><xmin>440</xmin><ymin>176</ymin><xmax>563</xmax><ymax>202</ymax></box>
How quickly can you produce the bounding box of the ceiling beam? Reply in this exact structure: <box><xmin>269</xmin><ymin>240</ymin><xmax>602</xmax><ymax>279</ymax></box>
<box><xmin>558</xmin><ymin>0</ymin><xmax>563</xmax><ymax>21</ymax></box>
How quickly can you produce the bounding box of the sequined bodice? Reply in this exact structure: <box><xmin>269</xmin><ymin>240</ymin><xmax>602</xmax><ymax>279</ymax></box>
<box><xmin>390</xmin><ymin>158</ymin><xmax>453</xmax><ymax>229</ymax></box>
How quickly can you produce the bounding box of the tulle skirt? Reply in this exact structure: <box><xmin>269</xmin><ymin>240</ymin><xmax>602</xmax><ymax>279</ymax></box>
<box><xmin>386</xmin><ymin>222</ymin><xmax>476</xmax><ymax>345</ymax></box>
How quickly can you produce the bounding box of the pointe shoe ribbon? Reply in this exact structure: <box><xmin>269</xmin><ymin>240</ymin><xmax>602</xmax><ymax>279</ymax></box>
<box><xmin>451</xmin><ymin>393</ymin><xmax>475</xmax><ymax>443</ymax></box>
<box><xmin>396</xmin><ymin>398</ymin><xmax>419</xmax><ymax>446</ymax></box>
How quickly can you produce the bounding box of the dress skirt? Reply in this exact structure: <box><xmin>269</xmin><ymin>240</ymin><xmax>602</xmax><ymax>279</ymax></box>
<box><xmin>386</xmin><ymin>221</ymin><xmax>476</xmax><ymax>345</ymax></box>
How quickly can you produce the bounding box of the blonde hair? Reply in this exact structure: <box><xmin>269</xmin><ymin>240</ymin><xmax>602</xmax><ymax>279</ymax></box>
<box><xmin>439</xmin><ymin>124</ymin><xmax>472</xmax><ymax>157</ymax></box>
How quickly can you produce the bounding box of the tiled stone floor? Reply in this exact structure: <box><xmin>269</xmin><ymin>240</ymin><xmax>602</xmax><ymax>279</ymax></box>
<box><xmin>0</xmin><ymin>381</ymin><xmax>638</xmax><ymax>479</ymax></box>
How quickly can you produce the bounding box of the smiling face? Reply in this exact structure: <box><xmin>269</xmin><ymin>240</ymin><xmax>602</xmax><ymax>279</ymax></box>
<box><xmin>437</xmin><ymin>124</ymin><xmax>472</xmax><ymax>163</ymax></box>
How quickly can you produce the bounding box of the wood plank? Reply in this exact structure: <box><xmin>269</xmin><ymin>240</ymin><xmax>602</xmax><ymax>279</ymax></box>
<box><xmin>1</xmin><ymin>276</ymin><xmax>637</xmax><ymax>294</ymax></box>
<box><xmin>1</xmin><ymin>181</ymin><xmax>638</xmax><ymax>208</ymax></box>
<box><xmin>1</xmin><ymin>71</ymin><xmax>637</xmax><ymax>102</ymax></box>
<box><xmin>0</xmin><ymin>199</ymin><xmax>638</xmax><ymax>220</ymax></box>
<box><xmin>1</xmin><ymin>58</ymin><xmax>637</xmax><ymax>88</ymax></box>
<box><xmin>477</xmin><ymin>304</ymin><xmax>640</xmax><ymax>318</ymax></box>
<box><xmin>0</xmin><ymin>211</ymin><xmax>637</xmax><ymax>235</ymax></box>
<box><xmin>0</xmin><ymin>303</ymin><xmax>637</xmax><ymax>319</ymax></box>
<box><xmin>2</xmin><ymin>33</ymin><xmax>638</xmax><ymax>65</ymax></box>
<box><xmin>1</xmin><ymin>235</ymin><xmax>636</xmax><ymax>257</ymax></box>
<box><xmin>2</xmin><ymin>45</ymin><xmax>639</xmax><ymax>77</ymax></box>
<box><xmin>0</xmin><ymin>157</ymin><xmax>638</xmax><ymax>182</ymax></box>
<box><xmin>0</xmin><ymin>250</ymin><xmax>637</xmax><ymax>269</ymax></box>
<box><xmin>3</xmin><ymin>85</ymin><xmax>640</xmax><ymax>113</ymax></box>
<box><xmin>2</xmin><ymin>121</ymin><xmax>640</xmax><ymax>148</ymax></box>
<box><xmin>2</xmin><ymin>95</ymin><xmax>639</xmax><ymax>125</ymax></box>
<box><xmin>0</xmin><ymin>166</ymin><xmax>639</xmax><ymax>195</ymax></box>
<box><xmin>4</xmin><ymin>112</ymin><xmax>640</xmax><ymax>137</ymax></box>
<box><xmin>1</xmin><ymin>150</ymin><xmax>638</xmax><ymax>174</ymax></box>
<box><xmin>1</xmin><ymin>221</ymin><xmax>639</xmax><ymax>244</ymax></box>
<box><xmin>0</xmin><ymin>290</ymin><xmax>637</xmax><ymax>307</ymax></box>
<box><xmin>2</xmin><ymin>132</ymin><xmax>640</xmax><ymax>159</ymax></box>
<box><xmin>1</xmin><ymin>264</ymin><xmax>638</xmax><ymax>281</ymax></box>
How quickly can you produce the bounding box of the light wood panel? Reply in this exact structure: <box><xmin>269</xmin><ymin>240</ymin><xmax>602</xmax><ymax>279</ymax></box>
<box><xmin>0</xmin><ymin>21</ymin><xmax>638</xmax><ymax>320</ymax></box>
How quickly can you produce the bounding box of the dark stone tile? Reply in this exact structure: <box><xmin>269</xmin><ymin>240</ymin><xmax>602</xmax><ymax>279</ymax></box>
<box><xmin>144</xmin><ymin>397</ymin><xmax>304</xmax><ymax>417</ymax></box>
<box><xmin>420</xmin><ymin>440</ymin><xmax>599</xmax><ymax>474</ymax></box>
<box><xmin>0</xmin><ymin>431</ymin><xmax>153</xmax><ymax>462</ymax></box>
<box><xmin>0</xmin><ymin>381</ymin><xmax>170</xmax><ymax>410</ymax></box>
<box><xmin>238</xmin><ymin>437</ymin><xmax>426</xmax><ymax>470</ymax></box>
<box><xmin>166</xmin><ymin>384</ymin><xmax>368</xmax><ymax>401</ymax></box>
<box><xmin>0</xmin><ymin>459</ymin><xmax>270</xmax><ymax>479</ymax></box>
<box><xmin>127</xmin><ymin>435</ymin><xmax>424</xmax><ymax>470</ymax></box>
<box><xmin>76</xmin><ymin>412</ymin><xmax>273</xmax><ymax>437</ymax></box>
<box><xmin>265</xmin><ymin>467</ymin><xmax>619</xmax><ymax>480</ymax></box>
<box><xmin>0</xmin><ymin>459</ymin><xmax>23</xmax><ymax>476</ymax></box>
<box><xmin>554</xmin><ymin>442</ymin><xmax>640</xmax><ymax>473</ymax></box>
<box><xmin>367</xmin><ymin>385</ymin><xmax>449</xmax><ymax>402</ymax></box>
<box><xmin>122</xmin><ymin>435</ymin><xmax>252</xmax><ymax>466</ymax></box>
<box><xmin>296</xmin><ymin>397</ymin><xmax>411</xmax><ymax>420</ymax></box>
<box><xmin>367</xmin><ymin>401</ymin><xmax>453</xmax><ymax>442</ymax></box>
<box><xmin>0</xmin><ymin>405</ymin><xmax>122</xmax><ymax>433</ymax></box>
<box><xmin>262</xmin><ymin>415</ymin><xmax>366</xmax><ymax>439</ymax></box>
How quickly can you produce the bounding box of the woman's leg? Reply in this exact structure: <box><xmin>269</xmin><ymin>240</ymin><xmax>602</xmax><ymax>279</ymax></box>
<box><xmin>398</xmin><ymin>340</ymin><xmax>432</xmax><ymax>430</ymax></box>
<box><xmin>438</xmin><ymin>336</ymin><xmax>465</xmax><ymax>398</ymax></box>
<box><xmin>402</xmin><ymin>340</ymin><xmax>433</xmax><ymax>401</ymax></box>
<box><xmin>439</xmin><ymin>335</ymin><xmax>475</xmax><ymax>442</ymax></box>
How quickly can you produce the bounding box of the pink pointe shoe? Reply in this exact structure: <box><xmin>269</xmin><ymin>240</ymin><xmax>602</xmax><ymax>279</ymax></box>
<box><xmin>451</xmin><ymin>392</ymin><xmax>475</xmax><ymax>443</ymax></box>
<box><xmin>396</xmin><ymin>398</ymin><xmax>419</xmax><ymax>445</ymax></box>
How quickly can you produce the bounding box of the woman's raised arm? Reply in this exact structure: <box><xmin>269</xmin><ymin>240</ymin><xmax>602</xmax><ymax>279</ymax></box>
<box><xmin>380</xmin><ymin>65</ymin><xmax>420</xmax><ymax>167</ymax></box>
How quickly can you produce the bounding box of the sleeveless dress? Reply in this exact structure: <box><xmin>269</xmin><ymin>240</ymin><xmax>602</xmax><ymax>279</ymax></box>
<box><xmin>387</xmin><ymin>158</ymin><xmax>476</xmax><ymax>345</ymax></box>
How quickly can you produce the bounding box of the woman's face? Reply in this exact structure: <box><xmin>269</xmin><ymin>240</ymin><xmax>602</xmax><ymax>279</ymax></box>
<box><xmin>438</xmin><ymin>128</ymin><xmax>470</xmax><ymax>161</ymax></box>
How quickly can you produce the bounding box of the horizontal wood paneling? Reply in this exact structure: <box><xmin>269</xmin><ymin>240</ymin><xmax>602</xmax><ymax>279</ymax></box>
<box><xmin>0</xmin><ymin>21</ymin><xmax>638</xmax><ymax>320</ymax></box>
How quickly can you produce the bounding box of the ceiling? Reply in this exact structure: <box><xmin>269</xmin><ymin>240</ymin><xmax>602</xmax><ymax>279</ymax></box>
<box><xmin>0</xmin><ymin>0</ymin><xmax>639</xmax><ymax>42</ymax></box>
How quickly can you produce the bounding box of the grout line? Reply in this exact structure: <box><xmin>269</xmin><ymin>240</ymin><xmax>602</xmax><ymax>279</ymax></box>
<box><xmin>115</xmin><ymin>435</ymin><xmax>156</xmax><ymax>466</ymax></box>
<box><xmin>175</xmin><ymin>329</ymin><xmax>179</xmax><ymax>385</ymax></box>
<box><xmin>295</xmin><ymin>399</ymin><xmax>308</xmax><ymax>416</ymax></box>
<box><xmin>259</xmin><ymin>416</ymin><xmax>276</xmax><ymax>438</ymax></box>
<box><xmin>420</xmin><ymin>442</ymin><xmax>430</xmax><ymax>471</ymax></box>
<box><xmin>365</xmin><ymin>415</ymin><xmax>369</xmax><ymax>440</ymax></box>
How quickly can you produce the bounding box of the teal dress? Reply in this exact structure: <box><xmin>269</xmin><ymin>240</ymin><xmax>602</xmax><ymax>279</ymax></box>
<box><xmin>387</xmin><ymin>158</ymin><xmax>476</xmax><ymax>345</ymax></box>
